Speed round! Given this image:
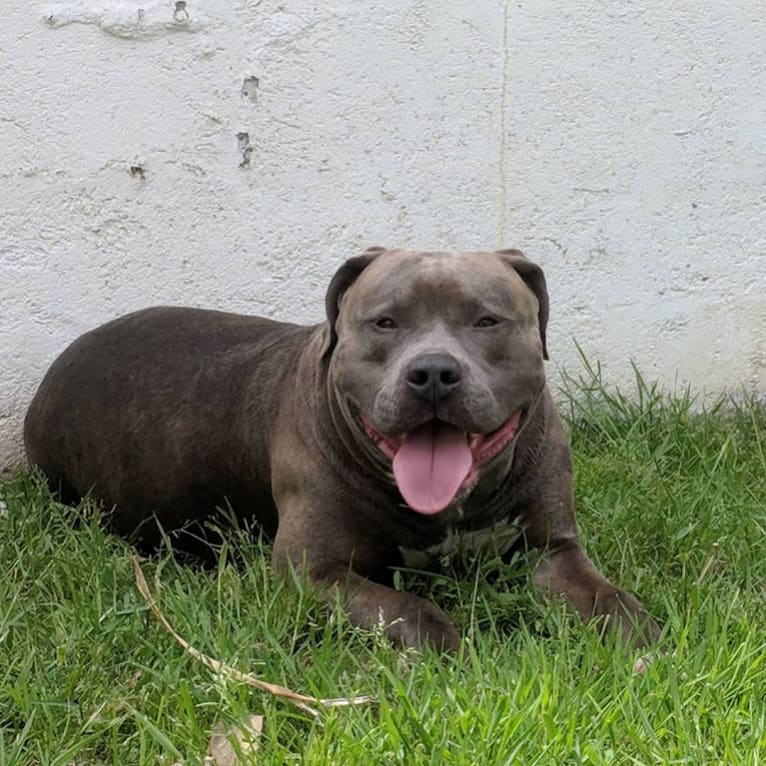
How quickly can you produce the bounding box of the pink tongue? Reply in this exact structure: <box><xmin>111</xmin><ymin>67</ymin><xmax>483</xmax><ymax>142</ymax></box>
<box><xmin>392</xmin><ymin>422</ymin><xmax>473</xmax><ymax>514</ymax></box>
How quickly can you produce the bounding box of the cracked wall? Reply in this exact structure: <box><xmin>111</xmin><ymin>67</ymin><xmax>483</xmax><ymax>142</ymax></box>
<box><xmin>1</xmin><ymin>1</ymin><xmax>765</xmax><ymax>470</ymax></box>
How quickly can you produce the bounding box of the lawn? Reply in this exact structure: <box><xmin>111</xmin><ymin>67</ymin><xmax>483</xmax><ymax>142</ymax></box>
<box><xmin>1</xmin><ymin>370</ymin><xmax>765</xmax><ymax>765</ymax></box>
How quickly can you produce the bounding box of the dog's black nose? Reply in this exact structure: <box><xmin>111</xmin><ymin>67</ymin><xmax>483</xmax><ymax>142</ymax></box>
<box><xmin>406</xmin><ymin>353</ymin><xmax>462</xmax><ymax>404</ymax></box>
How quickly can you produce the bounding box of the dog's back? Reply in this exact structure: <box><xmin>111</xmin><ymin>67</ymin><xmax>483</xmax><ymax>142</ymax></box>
<box><xmin>24</xmin><ymin>306</ymin><xmax>310</xmax><ymax>543</ymax></box>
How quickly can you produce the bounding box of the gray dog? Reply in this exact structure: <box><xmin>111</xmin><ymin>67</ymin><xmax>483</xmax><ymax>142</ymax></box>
<box><xmin>25</xmin><ymin>248</ymin><xmax>659</xmax><ymax>650</ymax></box>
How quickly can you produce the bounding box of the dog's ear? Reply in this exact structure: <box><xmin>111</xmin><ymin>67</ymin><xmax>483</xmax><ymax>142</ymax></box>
<box><xmin>321</xmin><ymin>246</ymin><xmax>386</xmax><ymax>358</ymax></box>
<box><xmin>495</xmin><ymin>249</ymin><xmax>549</xmax><ymax>360</ymax></box>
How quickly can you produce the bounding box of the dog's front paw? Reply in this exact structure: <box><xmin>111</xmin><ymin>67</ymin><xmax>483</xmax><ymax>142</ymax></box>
<box><xmin>345</xmin><ymin>582</ymin><xmax>461</xmax><ymax>652</ymax></box>
<box><xmin>593</xmin><ymin>587</ymin><xmax>661</xmax><ymax>650</ymax></box>
<box><xmin>387</xmin><ymin>599</ymin><xmax>461</xmax><ymax>652</ymax></box>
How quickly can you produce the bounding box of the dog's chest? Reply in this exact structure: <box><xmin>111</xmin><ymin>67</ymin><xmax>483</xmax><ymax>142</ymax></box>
<box><xmin>398</xmin><ymin>514</ymin><xmax>523</xmax><ymax>569</ymax></box>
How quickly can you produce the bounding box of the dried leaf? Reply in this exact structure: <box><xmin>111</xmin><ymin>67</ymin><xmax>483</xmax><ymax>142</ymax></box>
<box><xmin>206</xmin><ymin>715</ymin><xmax>264</xmax><ymax>766</ymax></box>
<box><xmin>633</xmin><ymin>652</ymin><xmax>658</xmax><ymax>675</ymax></box>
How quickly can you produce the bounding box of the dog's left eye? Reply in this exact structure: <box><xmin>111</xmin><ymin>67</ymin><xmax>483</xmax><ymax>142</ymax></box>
<box><xmin>474</xmin><ymin>316</ymin><xmax>499</xmax><ymax>328</ymax></box>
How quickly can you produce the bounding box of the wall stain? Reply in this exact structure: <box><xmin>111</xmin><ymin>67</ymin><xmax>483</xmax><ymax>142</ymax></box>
<box><xmin>543</xmin><ymin>237</ymin><xmax>568</xmax><ymax>257</ymax></box>
<box><xmin>44</xmin><ymin>2</ymin><xmax>204</xmax><ymax>40</ymax></box>
<box><xmin>173</xmin><ymin>1</ymin><xmax>189</xmax><ymax>24</ymax></box>
<box><xmin>241</xmin><ymin>76</ymin><xmax>260</xmax><ymax>103</ymax></box>
<box><xmin>237</xmin><ymin>132</ymin><xmax>253</xmax><ymax>168</ymax></box>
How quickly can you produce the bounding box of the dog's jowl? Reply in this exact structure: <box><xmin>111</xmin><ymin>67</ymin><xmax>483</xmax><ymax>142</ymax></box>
<box><xmin>24</xmin><ymin>248</ymin><xmax>660</xmax><ymax>650</ymax></box>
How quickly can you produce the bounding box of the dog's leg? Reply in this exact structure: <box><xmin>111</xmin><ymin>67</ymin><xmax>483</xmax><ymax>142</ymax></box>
<box><xmin>318</xmin><ymin>561</ymin><xmax>461</xmax><ymax>651</ymax></box>
<box><xmin>533</xmin><ymin>543</ymin><xmax>660</xmax><ymax>648</ymax></box>
<box><xmin>272</xmin><ymin>531</ymin><xmax>460</xmax><ymax>651</ymax></box>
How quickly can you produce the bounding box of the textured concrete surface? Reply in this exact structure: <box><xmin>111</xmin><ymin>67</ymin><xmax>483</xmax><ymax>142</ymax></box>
<box><xmin>1</xmin><ymin>1</ymin><xmax>765</xmax><ymax>470</ymax></box>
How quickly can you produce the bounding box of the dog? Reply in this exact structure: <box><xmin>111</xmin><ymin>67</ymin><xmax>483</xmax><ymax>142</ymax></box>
<box><xmin>24</xmin><ymin>247</ymin><xmax>659</xmax><ymax>650</ymax></box>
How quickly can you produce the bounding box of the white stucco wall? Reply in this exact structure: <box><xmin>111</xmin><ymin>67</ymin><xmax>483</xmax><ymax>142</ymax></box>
<box><xmin>1</xmin><ymin>1</ymin><xmax>765</xmax><ymax>470</ymax></box>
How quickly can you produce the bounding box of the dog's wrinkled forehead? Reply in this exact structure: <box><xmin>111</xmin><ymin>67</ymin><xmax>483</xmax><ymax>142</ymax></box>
<box><xmin>343</xmin><ymin>250</ymin><xmax>534</xmax><ymax>317</ymax></box>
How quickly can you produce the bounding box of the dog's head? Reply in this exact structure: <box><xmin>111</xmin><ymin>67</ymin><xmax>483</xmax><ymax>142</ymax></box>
<box><xmin>324</xmin><ymin>247</ymin><xmax>548</xmax><ymax>514</ymax></box>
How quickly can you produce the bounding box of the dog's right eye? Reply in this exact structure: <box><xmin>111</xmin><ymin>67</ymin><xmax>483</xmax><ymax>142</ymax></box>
<box><xmin>374</xmin><ymin>317</ymin><xmax>397</xmax><ymax>329</ymax></box>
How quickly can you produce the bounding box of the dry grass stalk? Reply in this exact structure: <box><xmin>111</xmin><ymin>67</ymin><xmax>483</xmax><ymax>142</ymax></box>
<box><xmin>132</xmin><ymin>555</ymin><xmax>377</xmax><ymax>717</ymax></box>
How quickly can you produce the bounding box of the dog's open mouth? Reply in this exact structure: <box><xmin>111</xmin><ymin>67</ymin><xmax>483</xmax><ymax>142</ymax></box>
<box><xmin>362</xmin><ymin>410</ymin><xmax>523</xmax><ymax>515</ymax></box>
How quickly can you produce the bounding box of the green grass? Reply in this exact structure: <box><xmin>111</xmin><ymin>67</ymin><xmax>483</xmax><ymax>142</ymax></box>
<box><xmin>1</xmin><ymin>369</ymin><xmax>765</xmax><ymax>765</ymax></box>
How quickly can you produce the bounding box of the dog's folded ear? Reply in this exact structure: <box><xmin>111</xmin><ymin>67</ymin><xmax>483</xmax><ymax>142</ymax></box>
<box><xmin>495</xmin><ymin>249</ymin><xmax>549</xmax><ymax>360</ymax></box>
<box><xmin>321</xmin><ymin>246</ymin><xmax>386</xmax><ymax>358</ymax></box>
